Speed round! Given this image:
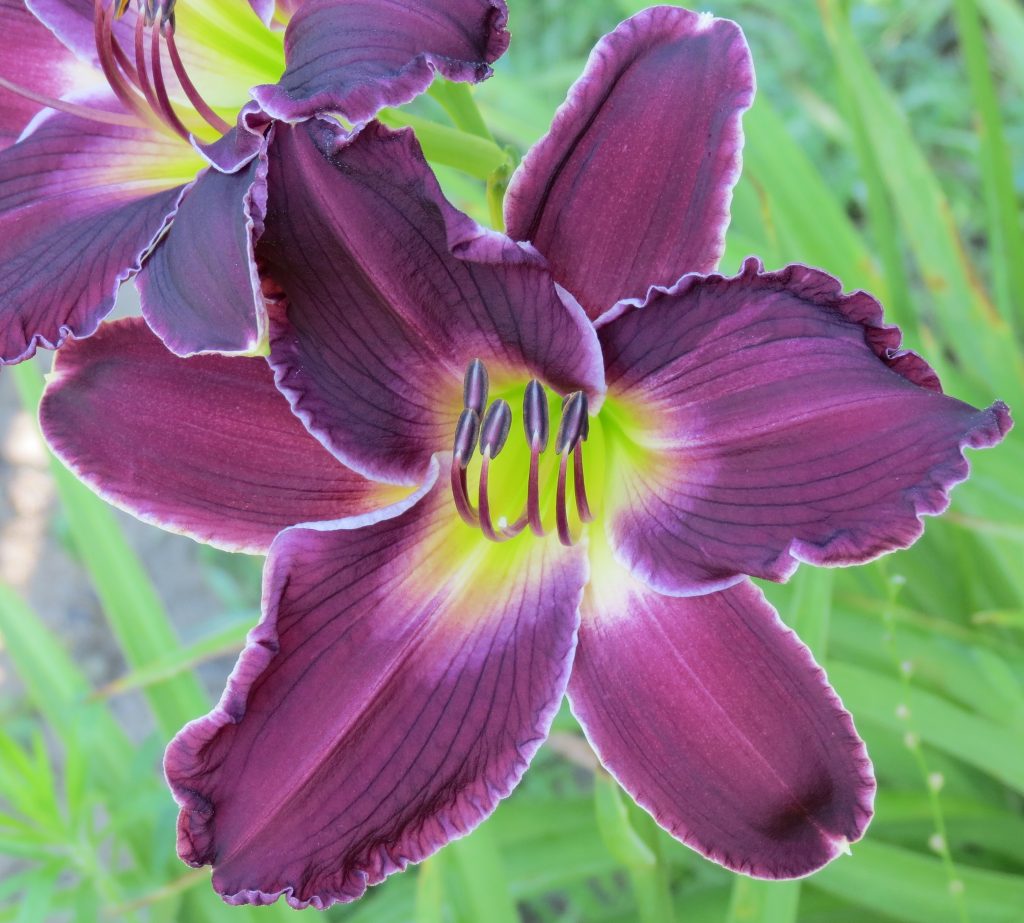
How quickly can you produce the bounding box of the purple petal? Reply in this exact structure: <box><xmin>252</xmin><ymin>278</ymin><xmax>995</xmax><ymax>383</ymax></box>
<box><xmin>0</xmin><ymin>0</ymin><xmax>91</xmax><ymax>148</ymax></box>
<box><xmin>137</xmin><ymin>151</ymin><xmax>268</xmax><ymax>356</ymax></box>
<box><xmin>598</xmin><ymin>258</ymin><xmax>1013</xmax><ymax>595</ymax></box>
<box><xmin>194</xmin><ymin>103</ymin><xmax>270</xmax><ymax>173</ymax></box>
<box><xmin>569</xmin><ymin>571</ymin><xmax>874</xmax><ymax>879</ymax></box>
<box><xmin>251</xmin><ymin>0</ymin><xmax>509</xmax><ymax>122</ymax></box>
<box><xmin>261</xmin><ymin>119</ymin><xmax>605</xmax><ymax>486</ymax></box>
<box><xmin>0</xmin><ymin>100</ymin><xmax>198</xmax><ymax>364</ymax></box>
<box><xmin>165</xmin><ymin>460</ymin><xmax>586</xmax><ymax>907</ymax></box>
<box><xmin>25</xmin><ymin>0</ymin><xmax>132</xmax><ymax>67</ymax></box>
<box><xmin>505</xmin><ymin>7</ymin><xmax>754</xmax><ymax>320</ymax></box>
<box><xmin>40</xmin><ymin>318</ymin><xmax>401</xmax><ymax>553</ymax></box>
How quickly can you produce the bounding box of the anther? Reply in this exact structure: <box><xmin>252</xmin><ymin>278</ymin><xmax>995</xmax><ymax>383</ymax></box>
<box><xmin>555</xmin><ymin>392</ymin><xmax>588</xmax><ymax>456</ymax></box>
<box><xmin>523</xmin><ymin>380</ymin><xmax>548</xmax><ymax>536</ymax></box>
<box><xmin>452</xmin><ymin>409</ymin><xmax>479</xmax><ymax>468</ymax></box>
<box><xmin>450</xmin><ymin>409</ymin><xmax>480</xmax><ymax>527</ymax></box>
<box><xmin>522</xmin><ymin>380</ymin><xmax>549</xmax><ymax>451</ymax></box>
<box><xmin>463</xmin><ymin>358</ymin><xmax>489</xmax><ymax>416</ymax></box>
<box><xmin>479</xmin><ymin>399</ymin><xmax>511</xmax><ymax>458</ymax></box>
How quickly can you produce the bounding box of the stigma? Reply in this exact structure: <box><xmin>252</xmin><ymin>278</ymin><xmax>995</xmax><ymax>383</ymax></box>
<box><xmin>450</xmin><ymin>359</ymin><xmax>595</xmax><ymax>547</ymax></box>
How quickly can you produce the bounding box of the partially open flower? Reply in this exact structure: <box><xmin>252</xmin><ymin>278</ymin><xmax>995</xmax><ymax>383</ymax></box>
<box><xmin>0</xmin><ymin>0</ymin><xmax>509</xmax><ymax>363</ymax></box>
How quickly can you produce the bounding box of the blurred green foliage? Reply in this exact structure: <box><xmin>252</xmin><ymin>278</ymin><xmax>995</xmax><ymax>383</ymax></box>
<box><xmin>1</xmin><ymin>0</ymin><xmax>1022</xmax><ymax>920</ymax></box>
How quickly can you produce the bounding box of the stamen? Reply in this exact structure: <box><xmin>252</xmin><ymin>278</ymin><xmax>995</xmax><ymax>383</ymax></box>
<box><xmin>478</xmin><ymin>400</ymin><xmax>525</xmax><ymax>542</ymax></box>
<box><xmin>450</xmin><ymin>409</ymin><xmax>479</xmax><ymax>526</ymax></box>
<box><xmin>463</xmin><ymin>358</ymin><xmax>489</xmax><ymax>416</ymax></box>
<box><xmin>93</xmin><ymin>0</ymin><xmax>154</xmax><ymax>126</ymax></box>
<box><xmin>555</xmin><ymin>392</ymin><xmax>588</xmax><ymax>456</ymax></box>
<box><xmin>134</xmin><ymin>11</ymin><xmax>161</xmax><ymax>119</ymax></box>
<box><xmin>449</xmin><ymin>360</ymin><xmax>594</xmax><ymax>545</ymax></box>
<box><xmin>164</xmin><ymin>24</ymin><xmax>232</xmax><ymax>134</ymax></box>
<box><xmin>0</xmin><ymin>76</ymin><xmax>141</xmax><ymax>128</ymax></box>
<box><xmin>573</xmin><ymin>444</ymin><xmax>594</xmax><ymax>523</ymax></box>
<box><xmin>149</xmin><ymin>21</ymin><xmax>190</xmax><ymax>139</ymax></box>
<box><xmin>523</xmin><ymin>380</ymin><xmax>548</xmax><ymax>536</ymax></box>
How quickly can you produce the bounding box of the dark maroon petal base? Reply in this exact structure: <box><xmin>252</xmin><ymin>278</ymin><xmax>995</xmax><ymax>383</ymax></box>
<box><xmin>570</xmin><ymin>576</ymin><xmax>875</xmax><ymax>879</ymax></box>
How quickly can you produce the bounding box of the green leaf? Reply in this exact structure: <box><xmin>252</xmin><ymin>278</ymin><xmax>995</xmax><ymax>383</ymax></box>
<box><xmin>811</xmin><ymin>839</ymin><xmax>1024</xmax><ymax>923</ymax></box>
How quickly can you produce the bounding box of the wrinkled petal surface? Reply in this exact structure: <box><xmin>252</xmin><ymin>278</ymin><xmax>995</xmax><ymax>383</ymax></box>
<box><xmin>598</xmin><ymin>259</ymin><xmax>1013</xmax><ymax>594</ymax></box>
<box><xmin>166</xmin><ymin>462</ymin><xmax>586</xmax><ymax>907</ymax></box>
<box><xmin>0</xmin><ymin>99</ymin><xmax>202</xmax><ymax>363</ymax></box>
<box><xmin>262</xmin><ymin>119</ymin><xmax>605</xmax><ymax>486</ymax></box>
<box><xmin>40</xmin><ymin>318</ymin><xmax>401</xmax><ymax>553</ymax></box>
<box><xmin>505</xmin><ymin>7</ymin><xmax>754</xmax><ymax>320</ymax></box>
<box><xmin>0</xmin><ymin>0</ymin><xmax>95</xmax><ymax>147</ymax></box>
<box><xmin>569</xmin><ymin>560</ymin><xmax>874</xmax><ymax>879</ymax></box>
<box><xmin>252</xmin><ymin>0</ymin><xmax>509</xmax><ymax>122</ymax></box>
<box><xmin>137</xmin><ymin>150</ymin><xmax>267</xmax><ymax>356</ymax></box>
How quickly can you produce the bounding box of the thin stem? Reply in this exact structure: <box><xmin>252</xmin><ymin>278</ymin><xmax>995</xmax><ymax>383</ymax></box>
<box><xmin>556</xmin><ymin>452</ymin><xmax>573</xmax><ymax>547</ymax></box>
<box><xmin>478</xmin><ymin>453</ymin><xmax>523</xmax><ymax>542</ymax></box>
<box><xmin>92</xmin><ymin>0</ymin><xmax>156</xmax><ymax>127</ymax></box>
<box><xmin>527</xmin><ymin>447</ymin><xmax>545</xmax><ymax>536</ymax></box>
<box><xmin>149</xmin><ymin>24</ymin><xmax>190</xmax><ymax>139</ymax></box>
<box><xmin>134</xmin><ymin>13</ymin><xmax>162</xmax><ymax>123</ymax></box>
<box><xmin>573</xmin><ymin>443</ymin><xmax>593</xmax><ymax>523</ymax></box>
<box><xmin>0</xmin><ymin>75</ymin><xmax>141</xmax><ymax>127</ymax></box>
<box><xmin>450</xmin><ymin>459</ymin><xmax>478</xmax><ymax>526</ymax></box>
<box><xmin>164</xmin><ymin>24</ymin><xmax>231</xmax><ymax>134</ymax></box>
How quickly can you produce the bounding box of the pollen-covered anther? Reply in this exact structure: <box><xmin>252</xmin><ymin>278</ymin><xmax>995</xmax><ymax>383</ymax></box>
<box><xmin>450</xmin><ymin>361</ymin><xmax>595</xmax><ymax>547</ymax></box>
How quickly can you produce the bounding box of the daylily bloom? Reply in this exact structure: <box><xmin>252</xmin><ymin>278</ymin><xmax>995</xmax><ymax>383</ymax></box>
<box><xmin>0</xmin><ymin>0</ymin><xmax>509</xmax><ymax>363</ymax></box>
<box><xmin>40</xmin><ymin>5</ymin><xmax>1011</xmax><ymax>910</ymax></box>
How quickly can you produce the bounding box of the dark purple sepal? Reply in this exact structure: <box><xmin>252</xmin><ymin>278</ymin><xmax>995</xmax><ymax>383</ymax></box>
<box><xmin>262</xmin><ymin>119</ymin><xmax>605</xmax><ymax>486</ymax></box>
<box><xmin>194</xmin><ymin>103</ymin><xmax>271</xmax><ymax>173</ymax></box>
<box><xmin>0</xmin><ymin>99</ymin><xmax>191</xmax><ymax>364</ymax></box>
<box><xmin>0</xmin><ymin>0</ymin><xmax>87</xmax><ymax>148</ymax></box>
<box><xmin>137</xmin><ymin>150</ymin><xmax>268</xmax><ymax>356</ymax></box>
<box><xmin>505</xmin><ymin>6</ymin><xmax>754</xmax><ymax>320</ymax></box>
<box><xmin>569</xmin><ymin>575</ymin><xmax>875</xmax><ymax>879</ymax></box>
<box><xmin>40</xmin><ymin>318</ymin><xmax>399</xmax><ymax>553</ymax></box>
<box><xmin>251</xmin><ymin>0</ymin><xmax>509</xmax><ymax>123</ymax></box>
<box><xmin>599</xmin><ymin>257</ymin><xmax>1013</xmax><ymax>594</ymax></box>
<box><xmin>165</xmin><ymin>460</ymin><xmax>586</xmax><ymax>907</ymax></box>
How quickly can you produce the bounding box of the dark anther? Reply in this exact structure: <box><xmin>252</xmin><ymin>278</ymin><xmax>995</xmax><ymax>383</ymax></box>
<box><xmin>479</xmin><ymin>399</ymin><xmax>512</xmax><ymax>458</ymax></box>
<box><xmin>523</xmin><ymin>379</ymin><xmax>549</xmax><ymax>452</ymax></box>
<box><xmin>452</xmin><ymin>409</ymin><xmax>480</xmax><ymax>467</ymax></box>
<box><xmin>463</xmin><ymin>358</ymin><xmax>489</xmax><ymax>417</ymax></box>
<box><xmin>555</xmin><ymin>392</ymin><xmax>588</xmax><ymax>456</ymax></box>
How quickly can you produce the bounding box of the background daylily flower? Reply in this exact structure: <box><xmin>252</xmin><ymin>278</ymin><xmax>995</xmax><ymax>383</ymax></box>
<box><xmin>40</xmin><ymin>3</ymin><xmax>1012</xmax><ymax>897</ymax></box>
<box><xmin>0</xmin><ymin>0</ymin><xmax>510</xmax><ymax>364</ymax></box>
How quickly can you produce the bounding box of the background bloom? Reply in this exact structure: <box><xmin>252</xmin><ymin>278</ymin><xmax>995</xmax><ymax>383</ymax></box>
<box><xmin>0</xmin><ymin>0</ymin><xmax>509</xmax><ymax>363</ymax></box>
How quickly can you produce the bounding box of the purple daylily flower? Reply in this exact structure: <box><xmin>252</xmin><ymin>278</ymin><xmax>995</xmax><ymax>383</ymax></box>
<box><xmin>39</xmin><ymin>5</ymin><xmax>1011</xmax><ymax>909</ymax></box>
<box><xmin>0</xmin><ymin>0</ymin><xmax>509</xmax><ymax>363</ymax></box>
